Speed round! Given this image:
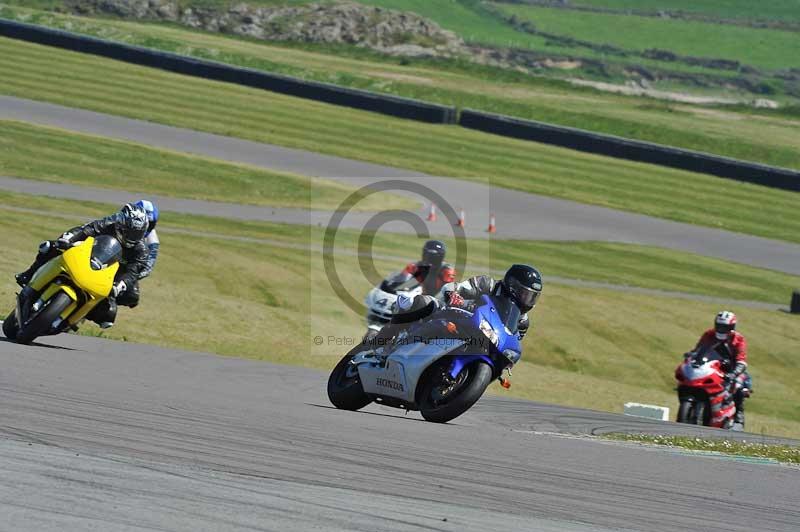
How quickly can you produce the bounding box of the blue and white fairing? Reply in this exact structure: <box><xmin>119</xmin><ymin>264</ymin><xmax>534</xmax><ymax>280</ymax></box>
<box><xmin>449</xmin><ymin>294</ymin><xmax>522</xmax><ymax>378</ymax></box>
<box><xmin>355</xmin><ymin>294</ymin><xmax>523</xmax><ymax>405</ymax></box>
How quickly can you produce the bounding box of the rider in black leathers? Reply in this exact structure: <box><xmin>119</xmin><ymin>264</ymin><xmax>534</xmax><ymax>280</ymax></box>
<box><xmin>15</xmin><ymin>203</ymin><xmax>150</xmax><ymax>328</ymax></box>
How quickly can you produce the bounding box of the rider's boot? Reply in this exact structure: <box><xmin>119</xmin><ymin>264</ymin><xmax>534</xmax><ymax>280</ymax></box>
<box><xmin>15</xmin><ymin>271</ymin><xmax>32</xmax><ymax>288</ymax></box>
<box><xmin>732</xmin><ymin>391</ymin><xmax>745</xmax><ymax>431</ymax></box>
<box><xmin>15</xmin><ymin>263</ymin><xmax>37</xmax><ymax>287</ymax></box>
<box><xmin>16</xmin><ymin>243</ymin><xmax>55</xmax><ymax>287</ymax></box>
<box><xmin>88</xmin><ymin>298</ymin><xmax>117</xmax><ymax>330</ymax></box>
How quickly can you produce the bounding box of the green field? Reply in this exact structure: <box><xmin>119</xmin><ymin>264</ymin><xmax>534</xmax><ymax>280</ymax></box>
<box><xmin>2</xmin><ymin>37</ymin><xmax>798</xmax><ymax>245</ymax></box>
<box><xmin>0</xmin><ymin>120</ymin><xmax>410</xmax><ymax>211</ymax></box>
<box><xmin>495</xmin><ymin>3</ymin><xmax>800</xmax><ymax>70</ymax></box>
<box><xmin>4</xmin><ymin>6</ymin><xmax>800</xmax><ymax>170</ymax></box>
<box><xmin>553</xmin><ymin>0</ymin><xmax>800</xmax><ymax>22</ymax></box>
<box><xmin>2</xmin><ymin>190</ymin><xmax>798</xmax><ymax>437</ymax></box>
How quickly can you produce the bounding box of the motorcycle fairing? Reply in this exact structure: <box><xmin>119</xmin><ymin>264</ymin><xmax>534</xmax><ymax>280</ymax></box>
<box><xmin>62</xmin><ymin>238</ymin><xmax>117</xmax><ymax>297</ymax></box>
<box><xmin>358</xmin><ymin>337</ymin><xmax>466</xmax><ymax>403</ymax></box>
<box><xmin>356</xmin><ymin>295</ymin><xmax>524</xmax><ymax>404</ymax></box>
<box><xmin>678</xmin><ymin>362</ymin><xmax>715</xmax><ymax>382</ymax></box>
<box><xmin>16</xmin><ymin>238</ymin><xmax>119</xmax><ymax>331</ymax></box>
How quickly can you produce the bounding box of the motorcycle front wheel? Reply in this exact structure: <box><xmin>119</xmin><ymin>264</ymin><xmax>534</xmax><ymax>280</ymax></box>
<box><xmin>327</xmin><ymin>350</ymin><xmax>372</xmax><ymax>411</ymax></box>
<box><xmin>15</xmin><ymin>292</ymin><xmax>72</xmax><ymax>345</ymax></box>
<box><xmin>2</xmin><ymin>310</ymin><xmax>19</xmax><ymax>340</ymax></box>
<box><xmin>677</xmin><ymin>400</ymin><xmax>693</xmax><ymax>423</ymax></box>
<box><xmin>419</xmin><ymin>360</ymin><xmax>493</xmax><ymax>423</ymax></box>
<box><xmin>693</xmin><ymin>400</ymin><xmax>708</xmax><ymax>426</ymax></box>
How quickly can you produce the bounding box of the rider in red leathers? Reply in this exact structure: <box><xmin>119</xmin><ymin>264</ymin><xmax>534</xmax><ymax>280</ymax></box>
<box><xmin>380</xmin><ymin>240</ymin><xmax>456</xmax><ymax>296</ymax></box>
<box><xmin>689</xmin><ymin>311</ymin><xmax>751</xmax><ymax>429</ymax></box>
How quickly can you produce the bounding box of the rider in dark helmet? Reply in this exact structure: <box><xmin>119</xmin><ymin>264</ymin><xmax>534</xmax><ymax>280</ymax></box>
<box><xmin>380</xmin><ymin>239</ymin><xmax>456</xmax><ymax>296</ymax></box>
<box><xmin>439</xmin><ymin>264</ymin><xmax>543</xmax><ymax>340</ymax></box>
<box><xmin>15</xmin><ymin>203</ymin><xmax>151</xmax><ymax>328</ymax></box>
<box><xmin>369</xmin><ymin>264</ymin><xmax>542</xmax><ymax>348</ymax></box>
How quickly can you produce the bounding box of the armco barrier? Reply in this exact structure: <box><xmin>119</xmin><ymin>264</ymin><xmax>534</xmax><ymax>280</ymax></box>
<box><xmin>460</xmin><ymin>109</ymin><xmax>800</xmax><ymax>192</ymax></box>
<box><xmin>0</xmin><ymin>18</ymin><xmax>457</xmax><ymax>124</ymax></box>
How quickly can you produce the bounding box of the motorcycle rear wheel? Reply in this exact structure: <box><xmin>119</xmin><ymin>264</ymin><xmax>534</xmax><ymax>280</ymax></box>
<box><xmin>419</xmin><ymin>360</ymin><xmax>492</xmax><ymax>423</ymax></box>
<box><xmin>327</xmin><ymin>351</ymin><xmax>372</xmax><ymax>411</ymax></box>
<box><xmin>15</xmin><ymin>292</ymin><xmax>72</xmax><ymax>345</ymax></box>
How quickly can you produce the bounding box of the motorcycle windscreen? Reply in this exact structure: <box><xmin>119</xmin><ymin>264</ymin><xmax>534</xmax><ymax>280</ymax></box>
<box><xmin>491</xmin><ymin>295</ymin><xmax>521</xmax><ymax>335</ymax></box>
<box><xmin>692</xmin><ymin>344</ymin><xmax>728</xmax><ymax>366</ymax></box>
<box><xmin>90</xmin><ymin>235</ymin><xmax>123</xmax><ymax>270</ymax></box>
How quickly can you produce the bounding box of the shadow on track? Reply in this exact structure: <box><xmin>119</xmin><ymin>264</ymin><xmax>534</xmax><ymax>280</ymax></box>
<box><xmin>305</xmin><ymin>403</ymin><xmax>432</xmax><ymax>423</ymax></box>
<box><xmin>0</xmin><ymin>336</ymin><xmax>78</xmax><ymax>351</ymax></box>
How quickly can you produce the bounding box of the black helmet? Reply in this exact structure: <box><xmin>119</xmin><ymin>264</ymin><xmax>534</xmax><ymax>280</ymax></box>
<box><xmin>116</xmin><ymin>203</ymin><xmax>149</xmax><ymax>248</ymax></box>
<box><xmin>502</xmin><ymin>264</ymin><xmax>543</xmax><ymax>313</ymax></box>
<box><xmin>421</xmin><ymin>240</ymin><xmax>446</xmax><ymax>267</ymax></box>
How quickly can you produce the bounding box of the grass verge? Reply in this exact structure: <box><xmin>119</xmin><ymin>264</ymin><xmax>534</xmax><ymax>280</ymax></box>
<box><xmin>3</xmin><ymin>6</ymin><xmax>800</xmax><ymax>171</ymax></box>
<box><xmin>0</xmin><ymin>119</ymin><xmax>411</xmax><ymax>211</ymax></box>
<box><xmin>1</xmin><ymin>192</ymin><xmax>799</xmax><ymax>438</ymax></box>
<box><xmin>495</xmin><ymin>3</ymin><xmax>800</xmax><ymax>71</ymax></box>
<box><xmin>3</xmin><ymin>187</ymin><xmax>800</xmax><ymax>304</ymax></box>
<box><xmin>603</xmin><ymin>434</ymin><xmax>799</xmax><ymax>463</ymax></box>
<box><xmin>557</xmin><ymin>0</ymin><xmax>800</xmax><ymax>22</ymax></box>
<box><xmin>1</xmin><ymin>37</ymin><xmax>798</xmax><ymax>244</ymax></box>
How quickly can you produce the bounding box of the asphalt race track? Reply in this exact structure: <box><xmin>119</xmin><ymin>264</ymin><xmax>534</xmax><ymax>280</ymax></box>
<box><xmin>1</xmin><ymin>332</ymin><xmax>797</xmax><ymax>532</ymax></box>
<box><xmin>3</xmin><ymin>96</ymin><xmax>800</xmax><ymax>276</ymax></box>
<box><xmin>2</xmin><ymin>94</ymin><xmax>800</xmax><ymax>532</ymax></box>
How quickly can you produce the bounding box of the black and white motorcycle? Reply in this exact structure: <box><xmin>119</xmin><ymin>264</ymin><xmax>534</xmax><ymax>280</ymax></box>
<box><xmin>363</xmin><ymin>281</ymin><xmax>422</xmax><ymax>341</ymax></box>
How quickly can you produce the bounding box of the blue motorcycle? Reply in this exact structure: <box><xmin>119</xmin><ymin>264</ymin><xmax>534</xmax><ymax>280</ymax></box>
<box><xmin>327</xmin><ymin>294</ymin><xmax>522</xmax><ymax>423</ymax></box>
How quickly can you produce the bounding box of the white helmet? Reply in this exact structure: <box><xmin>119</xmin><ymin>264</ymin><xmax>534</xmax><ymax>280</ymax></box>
<box><xmin>714</xmin><ymin>311</ymin><xmax>737</xmax><ymax>341</ymax></box>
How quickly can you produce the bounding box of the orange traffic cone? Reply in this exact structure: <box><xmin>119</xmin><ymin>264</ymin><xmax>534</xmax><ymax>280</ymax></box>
<box><xmin>456</xmin><ymin>208</ymin><xmax>465</xmax><ymax>227</ymax></box>
<box><xmin>487</xmin><ymin>213</ymin><xmax>497</xmax><ymax>233</ymax></box>
<box><xmin>426</xmin><ymin>203</ymin><xmax>437</xmax><ymax>222</ymax></box>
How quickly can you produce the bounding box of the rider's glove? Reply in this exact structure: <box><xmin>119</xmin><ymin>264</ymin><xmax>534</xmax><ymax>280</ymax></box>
<box><xmin>54</xmin><ymin>237</ymin><xmax>72</xmax><ymax>251</ymax></box>
<box><xmin>396</xmin><ymin>294</ymin><xmax>414</xmax><ymax>311</ymax></box>
<box><xmin>447</xmin><ymin>291</ymin><xmax>465</xmax><ymax>308</ymax></box>
<box><xmin>111</xmin><ymin>280</ymin><xmax>127</xmax><ymax>298</ymax></box>
<box><xmin>724</xmin><ymin>372</ymin><xmax>737</xmax><ymax>387</ymax></box>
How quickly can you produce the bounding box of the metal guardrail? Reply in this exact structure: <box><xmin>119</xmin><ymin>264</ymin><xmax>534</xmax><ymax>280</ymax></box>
<box><xmin>459</xmin><ymin>109</ymin><xmax>800</xmax><ymax>192</ymax></box>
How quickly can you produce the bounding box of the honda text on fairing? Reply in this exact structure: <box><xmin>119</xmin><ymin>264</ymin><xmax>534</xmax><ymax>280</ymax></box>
<box><xmin>3</xmin><ymin>236</ymin><xmax>122</xmax><ymax>344</ymax></box>
<box><xmin>327</xmin><ymin>293</ymin><xmax>521</xmax><ymax>423</ymax></box>
<box><xmin>675</xmin><ymin>344</ymin><xmax>750</xmax><ymax>429</ymax></box>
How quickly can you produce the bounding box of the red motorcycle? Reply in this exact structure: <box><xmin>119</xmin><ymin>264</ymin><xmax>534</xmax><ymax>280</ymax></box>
<box><xmin>674</xmin><ymin>345</ymin><xmax>739</xmax><ymax>429</ymax></box>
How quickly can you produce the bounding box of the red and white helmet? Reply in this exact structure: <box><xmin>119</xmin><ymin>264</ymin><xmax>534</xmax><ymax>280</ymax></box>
<box><xmin>714</xmin><ymin>311</ymin><xmax>737</xmax><ymax>340</ymax></box>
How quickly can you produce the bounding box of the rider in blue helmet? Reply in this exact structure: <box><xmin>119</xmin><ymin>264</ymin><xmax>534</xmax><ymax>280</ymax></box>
<box><xmin>134</xmin><ymin>199</ymin><xmax>160</xmax><ymax>279</ymax></box>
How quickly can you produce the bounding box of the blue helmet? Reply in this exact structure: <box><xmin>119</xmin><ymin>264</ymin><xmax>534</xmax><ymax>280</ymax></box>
<box><xmin>135</xmin><ymin>199</ymin><xmax>159</xmax><ymax>234</ymax></box>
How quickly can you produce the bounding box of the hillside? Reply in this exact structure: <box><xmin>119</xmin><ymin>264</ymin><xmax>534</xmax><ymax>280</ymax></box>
<box><xmin>7</xmin><ymin>0</ymin><xmax>799</xmax><ymax>106</ymax></box>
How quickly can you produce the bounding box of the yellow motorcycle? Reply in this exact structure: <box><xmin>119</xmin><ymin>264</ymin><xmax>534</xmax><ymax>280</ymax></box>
<box><xmin>3</xmin><ymin>235</ymin><xmax>122</xmax><ymax>344</ymax></box>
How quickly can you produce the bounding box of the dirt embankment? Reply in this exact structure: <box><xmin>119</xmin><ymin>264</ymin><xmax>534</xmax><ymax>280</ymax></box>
<box><xmin>64</xmin><ymin>0</ymin><xmax>468</xmax><ymax>57</ymax></box>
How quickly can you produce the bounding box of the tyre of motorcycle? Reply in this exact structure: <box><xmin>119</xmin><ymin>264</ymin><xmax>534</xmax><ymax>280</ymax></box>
<box><xmin>327</xmin><ymin>348</ymin><xmax>373</xmax><ymax>411</ymax></box>
<box><xmin>15</xmin><ymin>292</ymin><xmax>72</xmax><ymax>345</ymax></box>
<box><xmin>693</xmin><ymin>400</ymin><xmax>708</xmax><ymax>426</ymax></box>
<box><xmin>677</xmin><ymin>399</ymin><xmax>694</xmax><ymax>424</ymax></box>
<box><xmin>2</xmin><ymin>309</ymin><xmax>19</xmax><ymax>340</ymax></box>
<box><xmin>418</xmin><ymin>359</ymin><xmax>493</xmax><ymax>423</ymax></box>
